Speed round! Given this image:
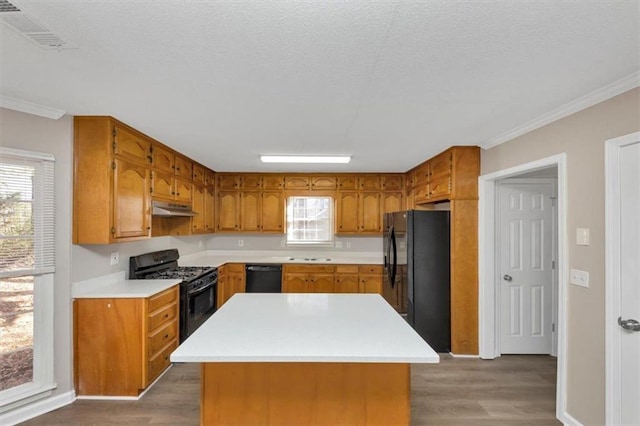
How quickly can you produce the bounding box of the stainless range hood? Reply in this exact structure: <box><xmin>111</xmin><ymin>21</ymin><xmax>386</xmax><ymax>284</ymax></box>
<box><xmin>152</xmin><ymin>201</ymin><xmax>197</xmax><ymax>217</ymax></box>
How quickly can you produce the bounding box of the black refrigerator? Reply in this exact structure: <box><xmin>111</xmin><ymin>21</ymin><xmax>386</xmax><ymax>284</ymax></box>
<box><xmin>383</xmin><ymin>210</ymin><xmax>450</xmax><ymax>352</ymax></box>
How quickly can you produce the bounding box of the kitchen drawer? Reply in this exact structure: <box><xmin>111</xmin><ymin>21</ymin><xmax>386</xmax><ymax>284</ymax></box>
<box><xmin>225</xmin><ymin>263</ymin><xmax>245</xmax><ymax>273</ymax></box>
<box><xmin>148</xmin><ymin>303</ymin><xmax>178</xmax><ymax>332</ymax></box>
<box><xmin>335</xmin><ymin>265</ymin><xmax>359</xmax><ymax>274</ymax></box>
<box><xmin>147</xmin><ymin>339</ymin><xmax>178</xmax><ymax>385</ymax></box>
<box><xmin>148</xmin><ymin>319</ymin><xmax>178</xmax><ymax>357</ymax></box>
<box><xmin>429</xmin><ymin>176</ymin><xmax>451</xmax><ymax>199</ymax></box>
<box><xmin>284</xmin><ymin>265</ymin><xmax>335</xmax><ymax>274</ymax></box>
<box><xmin>358</xmin><ymin>265</ymin><xmax>383</xmax><ymax>275</ymax></box>
<box><xmin>148</xmin><ymin>286</ymin><xmax>178</xmax><ymax>313</ymax></box>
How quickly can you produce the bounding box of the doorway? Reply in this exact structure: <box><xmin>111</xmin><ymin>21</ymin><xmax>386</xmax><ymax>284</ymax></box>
<box><xmin>479</xmin><ymin>153</ymin><xmax>568</xmax><ymax>421</ymax></box>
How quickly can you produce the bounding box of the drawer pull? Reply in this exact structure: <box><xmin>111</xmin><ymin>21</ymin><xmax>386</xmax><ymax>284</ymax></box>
<box><xmin>164</xmin><ymin>334</ymin><xmax>169</xmax><ymax>339</ymax></box>
<box><xmin>163</xmin><ymin>313</ymin><xmax>169</xmax><ymax>319</ymax></box>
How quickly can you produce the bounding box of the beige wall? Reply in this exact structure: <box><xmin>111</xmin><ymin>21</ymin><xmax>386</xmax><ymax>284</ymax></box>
<box><xmin>0</xmin><ymin>107</ymin><xmax>75</xmax><ymax>400</ymax></box>
<box><xmin>481</xmin><ymin>87</ymin><xmax>640</xmax><ymax>425</ymax></box>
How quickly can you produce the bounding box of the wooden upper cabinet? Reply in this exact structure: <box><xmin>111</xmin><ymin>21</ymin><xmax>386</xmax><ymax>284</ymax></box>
<box><xmin>151</xmin><ymin>143</ymin><xmax>174</xmax><ymax>174</ymax></box>
<box><xmin>174</xmin><ymin>155</ymin><xmax>192</xmax><ymax>180</ymax></box>
<box><xmin>192</xmin><ymin>185</ymin><xmax>206</xmax><ymax>233</ymax></box>
<box><xmin>112</xmin><ymin>158</ymin><xmax>151</xmax><ymax>240</ymax></box>
<box><xmin>381</xmin><ymin>175</ymin><xmax>403</xmax><ymax>191</ymax></box>
<box><xmin>336</xmin><ymin>192</ymin><xmax>359</xmax><ymax>233</ymax></box>
<box><xmin>151</xmin><ymin>171</ymin><xmax>174</xmax><ymax>200</ymax></box>
<box><xmin>382</xmin><ymin>192</ymin><xmax>403</xmax><ymax>214</ymax></box>
<box><xmin>414</xmin><ymin>163</ymin><xmax>429</xmax><ymax>187</ymax></box>
<box><xmin>113</xmin><ymin>125</ymin><xmax>151</xmax><ymax>165</ymax></box>
<box><xmin>218</xmin><ymin>175</ymin><xmax>241</xmax><ymax>190</ymax></box>
<box><xmin>359</xmin><ymin>175</ymin><xmax>381</xmax><ymax>191</ymax></box>
<box><xmin>311</xmin><ymin>176</ymin><xmax>337</xmax><ymax>190</ymax></box>
<box><xmin>261</xmin><ymin>191</ymin><xmax>284</xmax><ymax>232</ymax></box>
<box><xmin>429</xmin><ymin>151</ymin><xmax>452</xmax><ymax>179</ymax></box>
<box><xmin>262</xmin><ymin>175</ymin><xmax>284</xmax><ymax>191</ymax></box>
<box><xmin>73</xmin><ymin>116</ymin><xmax>152</xmax><ymax>244</ymax></box>
<box><xmin>204</xmin><ymin>187</ymin><xmax>215</xmax><ymax>232</ymax></box>
<box><xmin>205</xmin><ymin>169</ymin><xmax>216</xmax><ymax>189</ymax></box>
<box><xmin>241</xmin><ymin>175</ymin><xmax>262</xmax><ymax>190</ymax></box>
<box><xmin>284</xmin><ymin>176</ymin><xmax>310</xmax><ymax>190</ymax></box>
<box><xmin>360</xmin><ymin>192</ymin><xmax>381</xmax><ymax>233</ymax></box>
<box><xmin>217</xmin><ymin>191</ymin><xmax>240</xmax><ymax>231</ymax></box>
<box><xmin>192</xmin><ymin>164</ymin><xmax>205</xmax><ymax>185</ymax></box>
<box><xmin>240</xmin><ymin>191</ymin><xmax>261</xmax><ymax>232</ymax></box>
<box><xmin>337</xmin><ymin>176</ymin><xmax>358</xmax><ymax>190</ymax></box>
<box><xmin>175</xmin><ymin>178</ymin><xmax>192</xmax><ymax>203</ymax></box>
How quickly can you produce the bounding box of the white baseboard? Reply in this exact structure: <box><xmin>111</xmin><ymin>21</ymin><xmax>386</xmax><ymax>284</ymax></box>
<box><xmin>558</xmin><ymin>410</ymin><xmax>583</xmax><ymax>426</ymax></box>
<box><xmin>0</xmin><ymin>390</ymin><xmax>75</xmax><ymax>426</ymax></box>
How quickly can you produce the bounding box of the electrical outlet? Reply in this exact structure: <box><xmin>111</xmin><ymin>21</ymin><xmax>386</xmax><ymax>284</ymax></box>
<box><xmin>110</xmin><ymin>252</ymin><xmax>119</xmax><ymax>266</ymax></box>
<box><xmin>346</xmin><ymin>241</ymin><xmax>352</xmax><ymax>249</ymax></box>
<box><xmin>280</xmin><ymin>239</ymin><xmax>285</xmax><ymax>247</ymax></box>
<box><xmin>198</xmin><ymin>240</ymin><xmax>203</xmax><ymax>248</ymax></box>
<box><xmin>238</xmin><ymin>239</ymin><xmax>244</xmax><ymax>247</ymax></box>
<box><xmin>570</xmin><ymin>269</ymin><xmax>589</xmax><ymax>288</ymax></box>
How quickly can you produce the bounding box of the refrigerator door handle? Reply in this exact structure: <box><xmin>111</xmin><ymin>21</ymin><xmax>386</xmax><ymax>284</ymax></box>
<box><xmin>390</xmin><ymin>227</ymin><xmax>397</xmax><ymax>288</ymax></box>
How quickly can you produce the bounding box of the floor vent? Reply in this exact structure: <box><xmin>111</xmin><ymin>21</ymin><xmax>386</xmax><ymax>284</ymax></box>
<box><xmin>0</xmin><ymin>0</ymin><xmax>76</xmax><ymax>49</ymax></box>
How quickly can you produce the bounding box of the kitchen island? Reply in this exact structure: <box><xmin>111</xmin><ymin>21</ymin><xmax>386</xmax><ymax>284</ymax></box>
<box><xmin>171</xmin><ymin>293</ymin><xmax>438</xmax><ymax>425</ymax></box>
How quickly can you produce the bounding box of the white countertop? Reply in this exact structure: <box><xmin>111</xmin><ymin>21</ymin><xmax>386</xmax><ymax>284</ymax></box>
<box><xmin>72</xmin><ymin>271</ymin><xmax>181</xmax><ymax>299</ymax></box>
<box><xmin>170</xmin><ymin>293</ymin><xmax>439</xmax><ymax>364</ymax></box>
<box><xmin>179</xmin><ymin>249</ymin><xmax>382</xmax><ymax>268</ymax></box>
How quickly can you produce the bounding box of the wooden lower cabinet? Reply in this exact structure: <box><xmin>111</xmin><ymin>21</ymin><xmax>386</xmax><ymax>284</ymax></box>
<box><xmin>281</xmin><ymin>265</ymin><xmax>335</xmax><ymax>293</ymax></box>
<box><xmin>358</xmin><ymin>265</ymin><xmax>383</xmax><ymax>294</ymax></box>
<box><xmin>282</xmin><ymin>264</ymin><xmax>382</xmax><ymax>295</ymax></box>
<box><xmin>334</xmin><ymin>265</ymin><xmax>359</xmax><ymax>293</ymax></box>
<box><xmin>74</xmin><ymin>285</ymin><xmax>179</xmax><ymax>397</ymax></box>
<box><xmin>217</xmin><ymin>263</ymin><xmax>245</xmax><ymax>308</ymax></box>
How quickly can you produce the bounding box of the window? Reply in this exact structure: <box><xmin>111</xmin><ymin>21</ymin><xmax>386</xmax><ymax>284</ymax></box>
<box><xmin>0</xmin><ymin>147</ymin><xmax>56</xmax><ymax>408</ymax></box>
<box><xmin>286</xmin><ymin>196</ymin><xmax>333</xmax><ymax>245</ymax></box>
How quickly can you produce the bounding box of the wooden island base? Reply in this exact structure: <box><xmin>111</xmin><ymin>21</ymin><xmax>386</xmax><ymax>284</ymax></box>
<box><xmin>201</xmin><ymin>362</ymin><xmax>410</xmax><ymax>426</ymax></box>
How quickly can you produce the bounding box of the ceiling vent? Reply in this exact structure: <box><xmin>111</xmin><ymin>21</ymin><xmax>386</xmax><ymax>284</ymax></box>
<box><xmin>0</xmin><ymin>0</ymin><xmax>76</xmax><ymax>49</ymax></box>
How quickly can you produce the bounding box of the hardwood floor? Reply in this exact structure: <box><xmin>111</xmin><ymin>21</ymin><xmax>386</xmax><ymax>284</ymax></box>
<box><xmin>22</xmin><ymin>355</ymin><xmax>559</xmax><ymax>425</ymax></box>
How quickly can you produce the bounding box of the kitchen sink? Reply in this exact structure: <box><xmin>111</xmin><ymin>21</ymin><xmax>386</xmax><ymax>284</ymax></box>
<box><xmin>288</xmin><ymin>257</ymin><xmax>332</xmax><ymax>262</ymax></box>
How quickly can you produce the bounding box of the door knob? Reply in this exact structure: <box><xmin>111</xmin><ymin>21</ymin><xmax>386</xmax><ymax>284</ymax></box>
<box><xmin>618</xmin><ymin>317</ymin><xmax>640</xmax><ymax>332</ymax></box>
<box><xmin>503</xmin><ymin>274</ymin><xmax>513</xmax><ymax>282</ymax></box>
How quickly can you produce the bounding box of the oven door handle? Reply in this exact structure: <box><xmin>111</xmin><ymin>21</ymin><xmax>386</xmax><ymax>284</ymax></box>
<box><xmin>188</xmin><ymin>282</ymin><xmax>215</xmax><ymax>297</ymax></box>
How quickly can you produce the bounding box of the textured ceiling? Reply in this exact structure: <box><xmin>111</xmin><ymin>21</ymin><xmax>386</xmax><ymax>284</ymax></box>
<box><xmin>1</xmin><ymin>1</ymin><xmax>639</xmax><ymax>172</ymax></box>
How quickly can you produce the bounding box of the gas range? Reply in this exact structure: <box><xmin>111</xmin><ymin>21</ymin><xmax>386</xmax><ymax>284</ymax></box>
<box><xmin>129</xmin><ymin>249</ymin><xmax>218</xmax><ymax>342</ymax></box>
<box><xmin>142</xmin><ymin>266</ymin><xmax>213</xmax><ymax>281</ymax></box>
<box><xmin>129</xmin><ymin>249</ymin><xmax>215</xmax><ymax>284</ymax></box>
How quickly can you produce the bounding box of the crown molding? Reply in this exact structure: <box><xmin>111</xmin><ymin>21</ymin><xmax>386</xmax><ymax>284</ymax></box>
<box><xmin>0</xmin><ymin>95</ymin><xmax>66</xmax><ymax>119</ymax></box>
<box><xmin>481</xmin><ymin>71</ymin><xmax>640</xmax><ymax>150</ymax></box>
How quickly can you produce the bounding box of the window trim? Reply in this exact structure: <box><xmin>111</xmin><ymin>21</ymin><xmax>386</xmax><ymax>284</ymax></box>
<box><xmin>0</xmin><ymin>147</ymin><xmax>56</xmax><ymax>411</ymax></box>
<box><xmin>285</xmin><ymin>195</ymin><xmax>335</xmax><ymax>246</ymax></box>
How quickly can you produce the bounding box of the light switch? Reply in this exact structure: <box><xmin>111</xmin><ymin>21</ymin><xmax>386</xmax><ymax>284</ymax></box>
<box><xmin>576</xmin><ymin>228</ymin><xmax>590</xmax><ymax>246</ymax></box>
<box><xmin>570</xmin><ymin>269</ymin><xmax>589</xmax><ymax>288</ymax></box>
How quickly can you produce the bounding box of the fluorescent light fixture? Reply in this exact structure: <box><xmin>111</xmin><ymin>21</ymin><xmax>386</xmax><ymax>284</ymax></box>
<box><xmin>260</xmin><ymin>155</ymin><xmax>351</xmax><ymax>164</ymax></box>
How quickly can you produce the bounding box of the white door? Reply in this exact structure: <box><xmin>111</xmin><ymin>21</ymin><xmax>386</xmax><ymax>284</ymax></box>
<box><xmin>498</xmin><ymin>180</ymin><xmax>555</xmax><ymax>354</ymax></box>
<box><xmin>619</xmin><ymin>141</ymin><xmax>640</xmax><ymax>425</ymax></box>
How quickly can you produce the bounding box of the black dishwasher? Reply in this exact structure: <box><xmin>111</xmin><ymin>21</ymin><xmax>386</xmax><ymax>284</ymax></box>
<box><xmin>245</xmin><ymin>264</ymin><xmax>282</xmax><ymax>293</ymax></box>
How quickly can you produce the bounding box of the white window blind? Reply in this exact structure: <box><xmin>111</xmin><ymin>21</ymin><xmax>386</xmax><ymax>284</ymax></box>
<box><xmin>286</xmin><ymin>196</ymin><xmax>333</xmax><ymax>244</ymax></box>
<box><xmin>0</xmin><ymin>147</ymin><xmax>56</xmax><ymax>410</ymax></box>
<box><xmin>0</xmin><ymin>148</ymin><xmax>55</xmax><ymax>278</ymax></box>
